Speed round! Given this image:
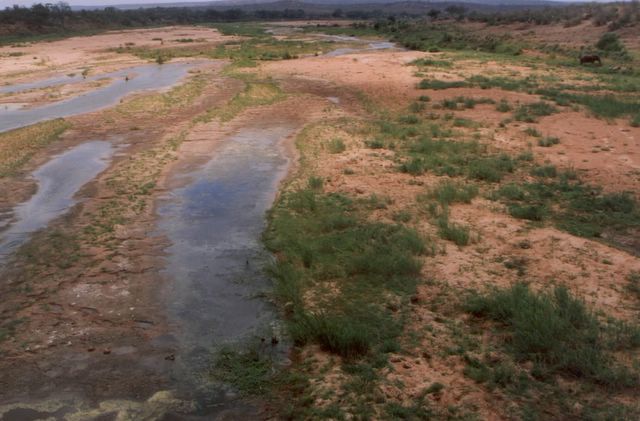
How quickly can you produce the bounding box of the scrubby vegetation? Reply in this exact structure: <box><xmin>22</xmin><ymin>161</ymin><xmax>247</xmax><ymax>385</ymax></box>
<box><xmin>466</xmin><ymin>283</ymin><xmax>640</xmax><ymax>387</ymax></box>
<box><xmin>492</xmin><ymin>169</ymin><xmax>640</xmax><ymax>239</ymax></box>
<box><xmin>0</xmin><ymin>119</ymin><xmax>70</xmax><ymax>177</ymax></box>
<box><xmin>266</xmin><ymin>186</ymin><xmax>427</xmax><ymax>359</ymax></box>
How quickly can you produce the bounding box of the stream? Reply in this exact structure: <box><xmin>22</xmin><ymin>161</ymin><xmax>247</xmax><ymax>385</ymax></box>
<box><xmin>0</xmin><ymin>140</ymin><xmax>116</xmax><ymax>262</ymax></box>
<box><xmin>0</xmin><ymin>62</ymin><xmax>196</xmax><ymax>133</ymax></box>
<box><xmin>156</xmin><ymin>125</ymin><xmax>293</xmax><ymax>415</ymax></box>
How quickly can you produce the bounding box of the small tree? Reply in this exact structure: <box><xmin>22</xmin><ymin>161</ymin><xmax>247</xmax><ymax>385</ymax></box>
<box><xmin>595</xmin><ymin>32</ymin><xmax>630</xmax><ymax>61</ymax></box>
<box><xmin>596</xmin><ymin>32</ymin><xmax>625</xmax><ymax>52</ymax></box>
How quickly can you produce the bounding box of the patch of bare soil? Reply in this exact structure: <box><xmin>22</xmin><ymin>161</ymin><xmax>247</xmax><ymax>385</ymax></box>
<box><xmin>261</xmin><ymin>39</ymin><xmax>640</xmax><ymax>417</ymax></box>
<box><xmin>263</xmin><ymin>49</ymin><xmax>425</xmax><ymax>110</ymax></box>
<box><xmin>0</xmin><ymin>26</ymin><xmax>231</xmax><ymax>84</ymax></box>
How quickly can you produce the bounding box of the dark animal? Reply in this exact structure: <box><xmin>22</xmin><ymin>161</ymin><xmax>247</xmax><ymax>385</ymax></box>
<box><xmin>580</xmin><ymin>55</ymin><xmax>601</xmax><ymax>65</ymax></box>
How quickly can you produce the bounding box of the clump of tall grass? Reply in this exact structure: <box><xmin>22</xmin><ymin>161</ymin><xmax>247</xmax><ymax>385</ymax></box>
<box><xmin>428</xmin><ymin>180</ymin><xmax>478</xmax><ymax>206</ymax></box>
<box><xmin>418</xmin><ymin>79</ymin><xmax>467</xmax><ymax>90</ymax></box>
<box><xmin>493</xmin><ymin>173</ymin><xmax>640</xmax><ymax>238</ymax></box>
<box><xmin>514</xmin><ymin>101</ymin><xmax>558</xmax><ymax>122</ymax></box>
<box><xmin>468</xmin><ymin>154</ymin><xmax>515</xmax><ymax>182</ymax></box>
<box><xmin>412</xmin><ymin>58</ymin><xmax>453</xmax><ymax>68</ymax></box>
<box><xmin>326</xmin><ymin>138</ymin><xmax>346</xmax><ymax>154</ymax></box>
<box><xmin>437</xmin><ymin>216</ymin><xmax>470</xmax><ymax>246</ymax></box>
<box><xmin>266</xmin><ymin>188</ymin><xmax>428</xmax><ymax>359</ymax></box>
<box><xmin>496</xmin><ymin>99</ymin><xmax>512</xmax><ymax>112</ymax></box>
<box><xmin>538</xmin><ymin>136</ymin><xmax>560</xmax><ymax>147</ymax></box>
<box><xmin>466</xmin><ymin>283</ymin><xmax>640</xmax><ymax>387</ymax></box>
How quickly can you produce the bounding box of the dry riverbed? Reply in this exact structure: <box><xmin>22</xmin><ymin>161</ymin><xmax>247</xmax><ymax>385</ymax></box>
<box><xmin>0</xmin><ymin>21</ymin><xmax>639</xmax><ymax>420</ymax></box>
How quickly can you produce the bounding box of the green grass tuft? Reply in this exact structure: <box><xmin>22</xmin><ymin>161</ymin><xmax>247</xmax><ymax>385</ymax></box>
<box><xmin>428</xmin><ymin>180</ymin><xmax>478</xmax><ymax>206</ymax></box>
<box><xmin>326</xmin><ymin>138</ymin><xmax>346</xmax><ymax>154</ymax></box>
<box><xmin>466</xmin><ymin>283</ymin><xmax>640</xmax><ymax>388</ymax></box>
<box><xmin>538</xmin><ymin>136</ymin><xmax>560</xmax><ymax>147</ymax></box>
<box><xmin>266</xmin><ymin>188</ymin><xmax>427</xmax><ymax>360</ymax></box>
<box><xmin>418</xmin><ymin>79</ymin><xmax>467</xmax><ymax>90</ymax></box>
<box><xmin>437</xmin><ymin>216</ymin><xmax>471</xmax><ymax>246</ymax></box>
<box><xmin>514</xmin><ymin>102</ymin><xmax>558</xmax><ymax>123</ymax></box>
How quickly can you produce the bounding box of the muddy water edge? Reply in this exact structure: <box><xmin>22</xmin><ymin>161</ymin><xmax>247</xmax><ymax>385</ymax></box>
<box><xmin>0</xmin><ymin>141</ymin><xmax>117</xmax><ymax>261</ymax></box>
<box><xmin>155</xmin><ymin>122</ymin><xmax>296</xmax><ymax>417</ymax></box>
<box><xmin>0</xmin><ymin>62</ymin><xmax>198</xmax><ymax>133</ymax></box>
<box><xmin>0</xmin><ymin>120</ymin><xmax>302</xmax><ymax>419</ymax></box>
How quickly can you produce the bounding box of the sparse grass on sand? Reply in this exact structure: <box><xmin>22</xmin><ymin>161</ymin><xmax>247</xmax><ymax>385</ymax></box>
<box><xmin>204</xmin><ymin>77</ymin><xmax>284</xmax><ymax>123</ymax></box>
<box><xmin>466</xmin><ymin>283</ymin><xmax>640</xmax><ymax>387</ymax></box>
<box><xmin>0</xmin><ymin>119</ymin><xmax>70</xmax><ymax>177</ymax></box>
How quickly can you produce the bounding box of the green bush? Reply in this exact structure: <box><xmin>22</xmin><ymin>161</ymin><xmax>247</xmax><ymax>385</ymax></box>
<box><xmin>399</xmin><ymin>114</ymin><xmax>420</xmax><ymax>124</ymax></box>
<box><xmin>308</xmin><ymin>176</ymin><xmax>324</xmax><ymax>190</ymax></box>
<box><xmin>400</xmin><ymin>157</ymin><xmax>427</xmax><ymax>175</ymax></box>
<box><xmin>524</xmin><ymin>127</ymin><xmax>542</xmax><ymax>137</ymax></box>
<box><xmin>496</xmin><ymin>100</ymin><xmax>512</xmax><ymax>112</ymax></box>
<box><xmin>497</xmin><ymin>184</ymin><xmax>526</xmax><ymax>201</ymax></box>
<box><xmin>596</xmin><ymin>32</ymin><xmax>626</xmax><ymax>53</ymax></box>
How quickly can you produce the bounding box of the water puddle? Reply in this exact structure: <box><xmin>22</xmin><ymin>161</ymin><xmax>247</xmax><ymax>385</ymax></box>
<box><xmin>325</xmin><ymin>41</ymin><xmax>400</xmax><ymax>57</ymax></box>
<box><xmin>321</xmin><ymin>34</ymin><xmax>401</xmax><ymax>57</ymax></box>
<box><xmin>157</xmin><ymin>125</ymin><xmax>293</xmax><ymax>412</ymax></box>
<box><xmin>0</xmin><ymin>73</ymin><xmax>84</xmax><ymax>95</ymax></box>
<box><xmin>0</xmin><ymin>62</ymin><xmax>197</xmax><ymax>133</ymax></box>
<box><xmin>0</xmin><ymin>140</ymin><xmax>115</xmax><ymax>261</ymax></box>
<box><xmin>1</xmin><ymin>103</ymin><xmax>27</xmax><ymax>111</ymax></box>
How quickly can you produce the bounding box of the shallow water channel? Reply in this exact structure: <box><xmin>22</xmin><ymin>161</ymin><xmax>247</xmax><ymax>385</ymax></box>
<box><xmin>321</xmin><ymin>34</ymin><xmax>400</xmax><ymax>56</ymax></box>
<box><xmin>157</xmin><ymin>125</ymin><xmax>294</xmax><ymax>413</ymax></box>
<box><xmin>0</xmin><ymin>73</ymin><xmax>85</xmax><ymax>95</ymax></box>
<box><xmin>0</xmin><ymin>140</ymin><xmax>115</xmax><ymax>262</ymax></box>
<box><xmin>0</xmin><ymin>62</ymin><xmax>195</xmax><ymax>133</ymax></box>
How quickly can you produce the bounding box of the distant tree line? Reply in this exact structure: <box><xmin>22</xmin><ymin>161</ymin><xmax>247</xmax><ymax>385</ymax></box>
<box><xmin>0</xmin><ymin>2</ymin><xmax>390</xmax><ymax>38</ymax></box>
<box><xmin>462</xmin><ymin>1</ymin><xmax>640</xmax><ymax>30</ymax></box>
<box><xmin>1</xmin><ymin>1</ymin><xmax>638</xmax><ymax>40</ymax></box>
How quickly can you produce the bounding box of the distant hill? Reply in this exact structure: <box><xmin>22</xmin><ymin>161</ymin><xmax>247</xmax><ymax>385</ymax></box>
<box><xmin>73</xmin><ymin>0</ymin><xmax>565</xmax><ymax>11</ymax></box>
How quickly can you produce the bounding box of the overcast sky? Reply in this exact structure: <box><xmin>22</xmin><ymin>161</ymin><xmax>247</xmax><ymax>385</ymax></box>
<box><xmin>0</xmin><ymin>0</ymin><xmax>617</xmax><ymax>9</ymax></box>
<box><xmin>1</xmin><ymin>0</ymin><xmax>222</xmax><ymax>6</ymax></box>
